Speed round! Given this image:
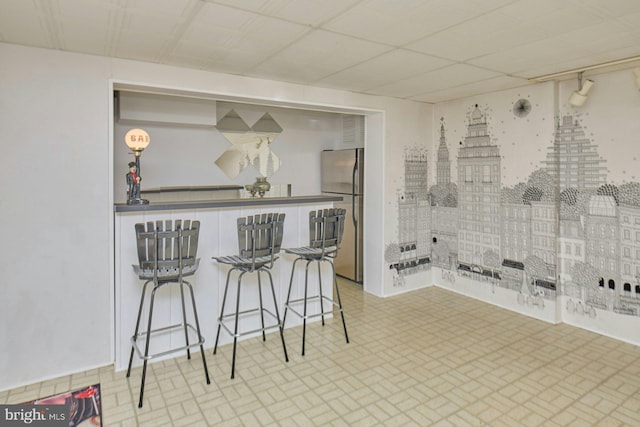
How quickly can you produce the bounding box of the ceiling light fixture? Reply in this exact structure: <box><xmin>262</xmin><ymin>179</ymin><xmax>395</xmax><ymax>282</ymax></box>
<box><xmin>529</xmin><ymin>55</ymin><xmax>640</xmax><ymax>82</ymax></box>
<box><xmin>568</xmin><ymin>72</ymin><xmax>594</xmax><ymax>107</ymax></box>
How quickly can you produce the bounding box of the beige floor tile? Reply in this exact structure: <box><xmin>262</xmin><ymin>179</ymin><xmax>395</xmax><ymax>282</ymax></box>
<box><xmin>3</xmin><ymin>282</ymin><xmax>640</xmax><ymax>426</ymax></box>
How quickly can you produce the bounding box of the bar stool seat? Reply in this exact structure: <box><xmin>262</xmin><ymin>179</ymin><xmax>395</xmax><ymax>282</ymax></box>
<box><xmin>283</xmin><ymin>208</ymin><xmax>349</xmax><ymax>356</ymax></box>
<box><xmin>126</xmin><ymin>219</ymin><xmax>210</xmax><ymax>408</ymax></box>
<box><xmin>212</xmin><ymin>213</ymin><xmax>289</xmax><ymax>379</ymax></box>
<box><xmin>284</xmin><ymin>245</ymin><xmax>338</xmax><ymax>259</ymax></box>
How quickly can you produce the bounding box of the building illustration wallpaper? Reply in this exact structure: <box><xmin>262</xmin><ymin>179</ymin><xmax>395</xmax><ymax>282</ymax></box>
<box><xmin>384</xmin><ymin>69</ymin><xmax>640</xmax><ymax>345</ymax></box>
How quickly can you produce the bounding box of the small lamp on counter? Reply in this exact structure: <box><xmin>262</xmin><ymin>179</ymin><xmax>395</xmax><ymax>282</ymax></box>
<box><xmin>125</xmin><ymin>128</ymin><xmax>150</xmax><ymax>205</ymax></box>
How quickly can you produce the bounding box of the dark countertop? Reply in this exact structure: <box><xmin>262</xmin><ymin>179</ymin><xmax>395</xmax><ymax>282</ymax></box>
<box><xmin>114</xmin><ymin>194</ymin><xmax>343</xmax><ymax>213</ymax></box>
<box><xmin>140</xmin><ymin>185</ymin><xmax>244</xmax><ymax>194</ymax></box>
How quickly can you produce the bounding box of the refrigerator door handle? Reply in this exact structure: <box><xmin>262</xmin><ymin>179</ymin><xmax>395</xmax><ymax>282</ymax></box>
<box><xmin>351</xmin><ymin>158</ymin><xmax>358</xmax><ymax>228</ymax></box>
<box><xmin>351</xmin><ymin>158</ymin><xmax>359</xmax><ymax>282</ymax></box>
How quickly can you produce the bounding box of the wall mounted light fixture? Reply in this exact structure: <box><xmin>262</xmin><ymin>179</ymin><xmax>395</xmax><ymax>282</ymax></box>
<box><xmin>568</xmin><ymin>72</ymin><xmax>594</xmax><ymax>107</ymax></box>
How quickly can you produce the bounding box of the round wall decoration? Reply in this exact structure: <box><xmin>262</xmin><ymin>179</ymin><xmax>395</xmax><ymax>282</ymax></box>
<box><xmin>513</xmin><ymin>98</ymin><xmax>532</xmax><ymax>118</ymax></box>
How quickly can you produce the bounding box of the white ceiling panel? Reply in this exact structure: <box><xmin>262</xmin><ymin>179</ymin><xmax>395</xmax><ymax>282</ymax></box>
<box><xmin>248</xmin><ymin>30</ymin><xmax>392</xmax><ymax>83</ymax></box>
<box><xmin>409</xmin><ymin>75</ymin><xmax>529</xmax><ymax>103</ymax></box>
<box><xmin>127</xmin><ymin>0</ymin><xmax>197</xmax><ymax>16</ymax></box>
<box><xmin>317</xmin><ymin>49</ymin><xmax>453</xmax><ymax>92</ymax></box>
<box><xmin>618</xmin><ymin>11</ymin><xmax>640</xmax><ymax>27</ymax></box>
<box><xmin>242</xmin><ymin>0</ymin><xmax>362</xmax><ymax>26</ymax></box>
<box><xmin>469</xmin><ymin>36</ymin><xmax>596</xmax><ymax>77</ymax></box>
<box><xmin>192</xmin><ymin>2</ymin><xmax>262</xmax><ymax>31</ymax></box>
<box><xmin>0</xmin><ymin>0</ymin><xmax>52</xmax><ymax>47</ymax></box>
<box><xmin>323</xmin><ymin>0</ymin><xmax>492</xmax><ymax>46</ymax></box>
<box><xmin>205</xmin><ymin>0</ymin><xmax>272</xmax><ymax>13</ymax></box>
<box><xmin>559</xmin><ymin>22</ymin><xmax>640</xmax><ymax>56</ymax></box>
<box><xmin>176</xmin><ymin>2</ymin><xmax>310</xmax><ymax>73</ymax></box>
<box><xmin>407</xmin><ymin>14</ymin><xmax>535</xmax><ymax>62</ymax></box>
<box><xmin>366</xmin><ymin>63</ymin><xmax>501</xmax><ymax>98</ymax></box>
<box><xmin>2</xmin><ymin>0</ymin><xmax>640</xmax><ymax>102</ymax></box>
<box><xmin>57</xmin><ymin>0</ymin><xmax>115</xmax><ymax>28</ymax></box>
<box><xmin>566</xmin><ymin>0</ymin><xmax>640</xmax><ymax>18</ymax></box>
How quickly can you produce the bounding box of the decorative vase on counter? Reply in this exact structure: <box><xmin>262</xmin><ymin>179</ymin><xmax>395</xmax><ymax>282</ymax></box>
<box><xmin>254</xmin><ymin>177</ymin><xmax>271</xmax><ymax>197</ymax></box>
<box><xmin>244</xmin><ymin>183</ymin><xmax>257</xmax><ymax>197</ymax></box>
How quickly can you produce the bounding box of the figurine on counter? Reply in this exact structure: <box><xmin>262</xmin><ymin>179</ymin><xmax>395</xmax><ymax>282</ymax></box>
<box><xmin>126</xmin><ymin>161</ymin><xmax>141</xmax><ymax>204</ymax></box>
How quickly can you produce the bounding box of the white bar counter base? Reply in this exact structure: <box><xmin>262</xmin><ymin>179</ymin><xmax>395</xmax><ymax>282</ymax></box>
<box><xmin>114</xmin><ymin>195</ymin><xmax>341</xmax><ymax>371</ymax></box>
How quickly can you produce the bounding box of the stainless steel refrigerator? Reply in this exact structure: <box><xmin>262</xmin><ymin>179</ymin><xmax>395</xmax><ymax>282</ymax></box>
<box><xmin>321</xmin><ymin>148</ymin><xmax>364</xmax><ymax>283</ymax></box>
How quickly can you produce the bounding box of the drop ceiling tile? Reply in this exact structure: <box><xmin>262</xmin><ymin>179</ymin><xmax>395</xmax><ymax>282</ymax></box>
<box><xmin>127</xmin><ymin>0</ymin><xmax>196</xmax><ymax>16</ymax></box>
<box><xmin>193</xmin><ymin>2</ymin><xmax>261</xmax><ymax>31</ymax></box>
<box><xmin>558</xmin><ymin>23</ymin><xmax>640</xmax><ymax>59</ymax></box>
<box><xmin>60</xmin><ymin>25</ymin><xmax>110</xmax><ymax>55</ymax></box>
<box><xmin>323</xmin><ymin>0</ymin><xmax>499</xmax><ymax>46</ymax></box>
<box><xmin>174</xmin><ymin>20</ymin><xmax>236</xmax><ymax>50</ymax></box>
<box><xmin>0</xmin><ymin>0</ymin><xmax>51</xmax><ymax>47</ymax></box>
<box><xmin>258</xmin><ymin>0</ymin><xmax>361</xmax><ymax>26</ymax></box>
<box><xmin>206</xmin><ymin>0</ymin><xmax>272</xmax><ymax>13</ymax></box>
<box><xmin>469</xmin><ymin>37</ymin><xmax>594</xmax><ymax>76</ymax></box>
<box><xmin>517</xmin><ymin>9</ymin><xmax>604</xmax><ymax>37</ymax></box>
<box><xmin>115</xmin><ymin>32</ymin><xmax>173</xmax><ymax>62</ymax></box>
<box><xmin>2</xmin><ymin>0</ymin><xmax>640</xmax><ymax>102</ymax></box>
<box><xmin>566</xmin><ymin>0</ymin><xmax>640</xmax><ymax>18</ymax></box>
<box><xmin>406</xmin><ymin>16</ymin><xmax>532</xmax><ymax>62</ymax></box>
<box><xmin>496</xmin><ymin>0</ymin><xmax>573</xmax><ymax>19</ymax></box>
<box><xmin>176</xmin><ymin>3</ymin><xmax>310</xmax><ymax>73</ymax></box>
<box><xmin>317</xmin><ymin>49</ymin><xmax>453</xmax><ymax>92</ymax></box>
<box><xmin>603</xmin><ymin>45</ymin><xmax>640</xmax><ymax>61</ymax></box>
<box><xmin>556</xmin><ymin>21</ymin><xmax>631</xmax><ymax>45</ymax></box>
<box><xmin>486</xmin><ymin>0</ymin><xmax>610</xmax><ymax>43</ymax></box>
<box><xmin>57</xmin><ymin>0</ymin><xmax>115</xmax><ymax>28</ymax></box>
<box><xmin>409</xmin><ymin>75</ymin><xmax>528</xmax><ymax>103</ymax></box>
<box><xmin>248</xmin><ymin>29</ymin><xmax>392</xmax><ymax>83</ymax></box>
<box><xmin>365</xmin><ymin>63</ymin><xmax>501</xmax><ymax>99</ymax></box>
<box><xmin>618</xmin><ymin>11</ymin><xmax>640</xmax><ymax>28</ymax></box>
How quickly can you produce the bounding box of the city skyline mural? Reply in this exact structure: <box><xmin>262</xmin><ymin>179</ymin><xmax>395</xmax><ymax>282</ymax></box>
<box><xmin>386</xmin><ymin>99</ymin><xmax>640</xmax><ymax>320</ymax></box>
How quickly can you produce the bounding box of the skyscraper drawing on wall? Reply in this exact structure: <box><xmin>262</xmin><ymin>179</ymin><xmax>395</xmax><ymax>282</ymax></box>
<box><xmin>387</xmin><ymin>147</ymin><xmax>431</xmax><ymax>280</ymax></box>
<box><xmin>457</xmin><ymin>105</ymin><xmax>501</xmax><ymax>268</ymax></box>
<box><xmin>398</xmin><ymin>148</ymin><xmax>431</xmax><ymax>268</ymax></box>
<box><xmin>404</xmin><ymin>147</ymin><xmax>429</xmax><ymax>199</ymax></box>
<box><xmin>436</xmin><ymin>119</ymin><xmax>451</xmax><ymax>186</ymax></box>
<box><xmin>543</xmin><ymin>115</ymin><xmax>607</xmax><ymax>190</ymax></box>
<box><xmin>431</xmin><ymin>119</ymin><xmax>458</xmax><ymax>268</ymax></box>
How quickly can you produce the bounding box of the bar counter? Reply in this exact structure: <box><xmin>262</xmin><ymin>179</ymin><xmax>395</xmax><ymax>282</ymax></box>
<box><xmin>114</xmin><ymin>194</ymin><xmax>343</xmax><ymax>212</ymax></box>
<box><xmin>114</xmin><ymin>193</ymin><xmax>342</xmax><ymax>371</ymax></box>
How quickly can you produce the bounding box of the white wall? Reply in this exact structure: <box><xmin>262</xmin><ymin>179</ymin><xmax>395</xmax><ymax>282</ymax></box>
<box><xmin>0</xmin><ymin>42</ymin><xmax>430</xmax><ymax>390</ymax></box>
<box><xmin>382</xmin><ymin>98</ymin><xmax>433</xmax><ymax>296</ymax></box>
<box><xmin>427</xmin><ymin>69</ymin><xmax>640</xmax><ymax>346</ymax></box>
<box><xmin>557</xmin><ymin>68</ymin><xmax>640</xmax><ymax>345</ymax></box>
<box><xmin>0</xmin><ymin>45</ymin><xmax>113</xmax><ymax>390</ymax></box>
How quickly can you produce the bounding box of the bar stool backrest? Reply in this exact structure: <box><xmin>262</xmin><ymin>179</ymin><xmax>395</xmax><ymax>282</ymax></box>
<box><xmin>237</xmin><ymin>213</ymin><xmax>285</xmax><ymax>269</ymax></box>
<box><xmin>134</xmin><ymin>219</ymin><xmax>200</xmax><ymax>280</ymax></box>
<box><xmin>309</xmin><ymin>208</ymin><xmax>346</xmax><ymax>257</ymax></box>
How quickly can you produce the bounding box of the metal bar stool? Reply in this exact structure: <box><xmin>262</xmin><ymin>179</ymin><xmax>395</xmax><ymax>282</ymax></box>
<box><xmin>212</xmin><ymin>213</ymin><xmax>289</xmax><ymax>379</ymax></box>
<box><xmin>283</xmin><ymin>208</ymin><xmax>349</xmax><ymax>355</ymax></box>
<box><xmin>126</xmin><ymin>219</ymin><xmax>210</xmax><ymax>408</ymax></box>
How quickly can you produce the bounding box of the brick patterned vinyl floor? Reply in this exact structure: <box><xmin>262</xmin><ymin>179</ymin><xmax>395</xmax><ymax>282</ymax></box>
<box><xmin>2</xmin><ymin>279</ymin><xmax>640</xmax><ymax>426</ymax></box>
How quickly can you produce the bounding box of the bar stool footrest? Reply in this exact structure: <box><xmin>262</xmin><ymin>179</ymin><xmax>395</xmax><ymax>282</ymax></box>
<box><xmin>285</xmin><ymin>295</ymin><xmax>342</xmax><ymax>320</ymax></box>
<box><xmin>218</xmin><ymin>308</ymin><xmax>283</xmax><ymax>338</ymax></box>
<box><xmin>131</xmin><ymin>323</ymin><xmax>205</xmax><ymax>361</ymax></box>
